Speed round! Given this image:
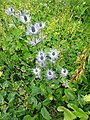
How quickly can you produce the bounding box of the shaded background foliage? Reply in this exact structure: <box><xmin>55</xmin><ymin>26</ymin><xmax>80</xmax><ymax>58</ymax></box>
<box><xmin>0</xmin><ymin>0</ymin><xmax>90</xmax><ymax>120</ymax></box>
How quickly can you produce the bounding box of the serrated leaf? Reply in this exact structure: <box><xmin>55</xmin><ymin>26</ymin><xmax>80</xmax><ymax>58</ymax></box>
<box><xmin>41</xmin><ymin>106</ymin><xmax>51</xmax><ymax>120</ymax></box>
<box><xmin>57</xmin><ymin>106</ymin><xmax>76</xmax><ymax>120</ymax></box>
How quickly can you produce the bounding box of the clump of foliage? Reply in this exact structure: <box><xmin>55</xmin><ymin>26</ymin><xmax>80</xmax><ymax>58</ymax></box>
<box><xmin>0</xmin><ymin>0</ymin><xmax>90</xmax><ymax>120</ymax></box>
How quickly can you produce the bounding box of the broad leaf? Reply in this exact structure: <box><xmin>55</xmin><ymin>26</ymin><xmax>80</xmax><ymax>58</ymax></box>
<box><xmin>31</xmin><ymin>86</ymin><xmax>41</xmax><ymax>96</ymax></box>
<box><xmin>84</xmin><ymin>94</ymin><xmax>90</xmax><ymax>102</ymax></box>
<box><xmin>41</xmin><ymin>106</ymin><xmax>51</xmax><ymax>120</ymax></box>
<box><xmin>7</xmin><ymin>92</ymin><xmax>16</xmax><ymax>103</ymax></box>
<box><xmin>68</xmin><ymin>103</ymin><xmax>88</xmax><ymax>120</ymax></box>
<box><xmin>57</xmin><ymin>106</ymin><xmax>76</xmax><ymax>120</ymax></box>
<box><xmin>23</xmin><ymin>115</ymin><xmax>36</xmax><ymax>120</ymax></box>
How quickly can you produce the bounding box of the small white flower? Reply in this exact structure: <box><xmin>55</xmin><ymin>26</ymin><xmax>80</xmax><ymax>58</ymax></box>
<box><xmin>18</xmin><ymin>10</ymin><xmax>29</xmax><ymax>16</ymax></box>
<box><xmin>48</xmin><ymin>58</ymin><xmax>55</xmax><ymax>64</ymax></box>
<box><xmin>37</xmin><ymin>50</ymin><xmax>45</xmax><ymax>56</ymax></box>
<box><xmin>39</xmin><ymin>33</ymin><xmax>46</xmax><ymax>41</ymax></box>
<box><xmin>28</xmin><ymin>38</ymin><xmax>40</xmax><ymax>46</ymax></box>
<box><xmin>61</xmin><ymin>68</ymin><xmax>68</xmax><ymax>77</ymax></box>
<box><xmin>32</xmin><ymin>67</ymin><xmax>41</xmax><ymax>78</ymax></box>
<box><xmin>15</xmin><ymin>10</ymin><xmax>29</xmax><ymax>18</ymax></box>
<box><xmin>62</xmin><ymin>82</ymin><xmax>69</xmax><ymax>88</ymax></box>
<box><xmin>34</xmin><ymin>22</ymin><xmax>46</xmax><ymax>30</ymax></box>
<box><xmin>46</xmin><ymin>69</ymin><xmax>55</xmax><ymax>80</ymax></box>
<box><xmin>26</xmin><ymin>25</ymin><xmax>40</xmax><ymax>35</ymax></box>
<box><xmin>36</xmin><ymin>60</ymin><xmax>46</xmax><ymax>68</ymax></box>
<box><xmin>37</xmin><ymin>51</ymin><xmax>46</xmax><ymax>63</ymax></box>
<box><xmin>5</xmin><ymin>7</ymin><xmax>14</xmax><ymax>16</ymax></box>
<box><xmin>48</xmin><ymin>49</ymin><xmax>59</xmax><ymax>60</ymax></box>
<box><xmin>39</xmin><ymin>62</ymin><xmax>46</xmax><ymax>68</ymax></box>
<box><xmin>18</xmin><ymin>14</ymin><xmax>31</xmax><ymax>24</ymax></box>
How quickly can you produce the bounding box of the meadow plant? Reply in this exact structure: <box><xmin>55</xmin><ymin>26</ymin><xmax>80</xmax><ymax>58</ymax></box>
<box><xmin>0</xmin><ymin>1</ymin><xmax>90</xmax><ymax>120</ymax></box>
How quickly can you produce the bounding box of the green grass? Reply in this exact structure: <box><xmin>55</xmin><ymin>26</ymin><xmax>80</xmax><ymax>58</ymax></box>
<box><xmin>0</xmin><ymin>0</ymin><xmax>90</xmax><ymax>120</ymax></box>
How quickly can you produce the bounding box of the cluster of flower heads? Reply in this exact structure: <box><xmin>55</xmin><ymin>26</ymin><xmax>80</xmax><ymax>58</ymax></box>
<box><xmin>5</xmin><ymin>6</ymin><xmax>46</xmax><ymax>46</ymax></box>
<box><xmin>32</xmin><ymin>49</ymin><xmax>68</xmax><ymax>80</ymax></box>
<box><xmin>6</xmin><ymin>6</ymin><xmax>68</xmax><ymax>81</ymax></box>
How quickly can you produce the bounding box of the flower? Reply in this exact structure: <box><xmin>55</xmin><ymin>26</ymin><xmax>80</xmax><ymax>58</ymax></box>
<box><xmin>60</xmin><ymin>68</ymin><xmax>68</xmax><ymax>77</ymax></box>
<box><xmin>15</xmin><ymin>10</ymin><xmax>29</xmax><ymax>18</ymax></box>
<box><xmin>36</xmin><ymin>60</ymin><xmax>46</xmax><ymax>68</ymax></box>
<box><xmin>48</xmin><ymin>58</ymin><xmax>55</xmax><ymax>64</ymax></box>
<box><xmin>37</xmin><ymin>51</ymin><xmax>46</xmax><ymax>63</ymax></box>
<box><xmin>39</xmin><ymin>33</ymin><xmax>46</xmax><ymax>41</ymax></box>
<box><xmin>62</xmin><ymin>82</ymin><xmax>69</xmax><ymax>88</ymax></box>
<box><xmin>18</xmin><ymin>10</ymin><xmax>29</xmax><ymax>16</ymax></box>
<box><xmin>48</xmin><ymin>49</ymin><xmax>59</xmax><ymax>60</ymax></box>
<box><xmin>46</xmin><ymin>69</ymin><xmax>55</xmax><ymax>80</ymax></box>
<box><xmin>34</xmin><ymin>22</ymin><xmax>46</xmax><ymax>30</ymax></box>
<box><xmin>28</xmin><ymin>37</ymin><xmax>40</xmax><ymax>46</ymax></box>
<box><xmin>5</xmin><ymin>7</ymin><xmax>14</xmax><ymax>16</ymax></box>
<box><xmin>26</xmin><ymin>25</ymin><xmax>40</xmax><ymax>35</ymax></box>
<box><xmin>32</xmin><ymin>67</ymin><xmax>41</xmax><ymax>78</ymax></box>
<box><xmin>18</xmin><ymin>14</ymin><xmax>31</xmax><ymax>24</ymax></box>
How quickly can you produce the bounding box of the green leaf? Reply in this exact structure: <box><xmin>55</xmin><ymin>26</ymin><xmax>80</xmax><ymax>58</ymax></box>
<box><xmin>21</xmin><ymin>66</ymin><xmax>26</xmax><ymax>72</ymax></box>
<box><xmin>84</xmin><ymin>94</ymin><xmax>90</xmax><ymax>102</ymax></box>
<box><xmin>7</xmin><ymin>92</ymin><xmax>16</xmax><ymax>103</ymax></box>
<box><xmin>0</xmin><ymin>95</ymin><xmax>4</xmax><ymax>105</ymax></box>
<box><xmin>57</xmin><ymin>106</ymin><xmax>76</xmax><ymax>120</ymax></box>
<box><xmin>30</xmin><ymin>97</ymin><xmax>38</xmax><ymax>107</ymax></box>
<box><xmin>31</xmin><ymin>86</ymin><xmax>41</xmax><ymax>96</ymax></box>
<box><xmin>43</xmin><ymin>98</ymin><xmax>51</xmax><ymax>106</ymax></box>
<box><xmin>41</xmin><ymin>106</ymin><xmax>51</xmax><ymax>120</ymax></box>
<box><xmin>2</xmin><ymin>81</ymin><xmax>9</xmax><ymax>89</ymax></box>
<box><xmin>23</xmin><ymin>115</ymin><xmax>38</xmax><ymax>120</ymax></box>
<box><xmin>88</xmin><ymin>56</ymin><xmax>90</xmax><ymax>65</ymax></box>
<box><xmin>23</xmin><ymin>115</ymin><xmax>33</xmax><ymax>120</ymax></box>
<box><xmin>36</xmin><ymin>102</ymin><xmax>41</xmax><ymax>110</ymax></box>
<box><xmin>17</xmin><ymin>41</ymin><xmax>22</xmax><ymax>49</ymax></box>
<box><xmin>27</xmin><ymin>96</ymin><xmax>38</xmax><ymax>108</ymax></box>
<box><xmin>68</xmin><ymin>103</ymin><xmax>88</xmax><ymax>120</ymax></box>
<box><xmin>65</xmin><ymin>89</ymin><xmax>76</xmax><ymax>100</ymax></box>
<box><xmin>16</xmin><ymin>106</ymin><xmax>26</xmax><ymax>117</ymax></box>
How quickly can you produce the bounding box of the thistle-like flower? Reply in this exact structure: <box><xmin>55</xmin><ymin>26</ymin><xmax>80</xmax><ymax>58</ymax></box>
<box><xmin>60</xmin><ymin>68</ymin><xmax>68</xmax><ymax>77</ymax></box>
<box><xmin>15</xmin><ymin>10</ymin><xmax>29</xmax><ymax>18</ymax></box>
<box><xmin>36</xmin><ymin>51</ymin><xmax>46</xmax><ymax>63</ymax></box>
<box><xmin>18</xmin><ymin>10</ymin><xmax>29</xmax><ymax>16</ymax></box>
<box><xmin>36</xmin><ymin>60</ymin><xmax>46</xmax><ymax>68</ymax></box>
<box><xmin>39</xmin><ymin>33</ymin><xmax>46</xmax><ymax>41</ymax></box>
<box><xmin>48</xmin><ymin>58</ymin><xmax>55</xmax><ymax>64</ymax></box>
<box><xmin>34</xmin><ymin>22</ymin><xmax>46</xmax><ymax>30</ymax></box>
<box><xmin>28</xmin><ymin>38</ymin><xmax>40</xmax><ymax>46</ymax></box>
<box><xmin>32</xmin><ymin>67</ymin><xmax>41</xmax><ymax>78</ymax></box>
<box><xmin>48</xmin><ymin>49</ymin><xmax>59</xmax><ymax>61</ymax></box>
<box><xmin>5</xmin><ymin>7</ymin><xmax>15</xmax><ymax>16</ymax></box>
<box><xmin>46</xmin><ymin>69</ymin><xmax>55</xmax><ymax>80</ymax></box>
<box><xmin>26</xmin><ymin>25</ymin><xmax>40</xmax><ymax>35</ymax></box>
<box><xmin>18</xmin><ymin>14</ymin><xmax>31</xmax><ymax>24</ymax></box>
